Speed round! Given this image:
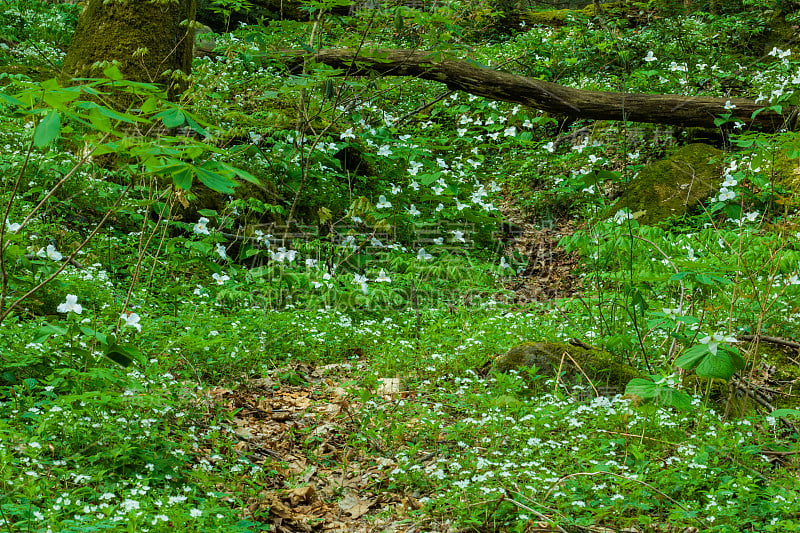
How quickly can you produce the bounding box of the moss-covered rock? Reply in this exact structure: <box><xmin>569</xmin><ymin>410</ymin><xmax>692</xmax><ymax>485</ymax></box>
<box><xmin>604</xmin><ymin>143</ymin><xmax>723</xmax><ymax>225</ymax></box>
<box><xmin>493</xmin><ymin>341</ymin><xmax>642</xmax><ymax>391</ymax></box>
<box><xmin>522</xmin><ymin>2</ymin><xmax>641</xmax><ymax>27</ymax></box>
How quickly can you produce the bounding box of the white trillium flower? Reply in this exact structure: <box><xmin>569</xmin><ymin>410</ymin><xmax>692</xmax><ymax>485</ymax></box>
<box><xmin>212</xmin><ymin>273</ymin><xmax>229</xmax><ymax>285</ymax></box>
<box><xmin>353</xmin><ymin>273</ymin><xmax>368</xmax><ymax>294</ymax></box>
<box><xmin>193</xmin><ymin>217</ymin><xmax>210</xmax><ymax>235</ymax></box>
<box><xmin>271</xmin><ymin>247</ymin><xmax>297</xmax><ymax>262</ymax></box>
<box><xmin>406</xmin><ymin>204</ymin><xmax>421</xmax><ymax>216</ymax></box>
<box><xmin>375</xmin><ymin>269</ymin><xmax>391</xmax><ymax>283</ymax></box>
<box><xmin>613</xmin><ymin>210</ymin><xmax>634</xmax><ymax>224</ymax></box>
<box><xmin>408</xmin><ymin>161</ymin><xmax>423</xmax><ymax>175</ymax></box>
<box><xmin>121</xmin><ymin>312</ymin><xmax>142</xmax><ymax>332</ymax></box>
<box><xmin>699</xmin><ymin>332</ymin><xmax>738</xmax><ymax>355</ymax></box>
<box><xmin>644</xmin><ymin>50</ymin><xmax>657</xmax><ymax>62</ymax></box>
<box><xmin>216</xmin><ymin>243</ymin><xmax>227</xmax><ymax>260</ymax></box>
<box><xmin>45</xmin><ymin>244</ymin><xmax>63</xmax><ymax>261</ymax></box>
<box><xmin>57</xmin><ymin>294</ymin><xmax>82</xmax><ymax>314</ymax></box>
<box><xmin>718</xmin><ymin>188</ymin><xmax>736</xmax><ymax>202</ymax></box>
<box><xmin>417</xmin><ymin>248</ymin><xmax>433</xmax><ymax>261</ymax></box>
<box><xmin>376</xmin><ymin>195</ymin><xmax>392</xmax><ymax>209</ymax></box>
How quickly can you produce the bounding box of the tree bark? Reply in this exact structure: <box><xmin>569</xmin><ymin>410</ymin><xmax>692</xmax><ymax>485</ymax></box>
<box><xmin>62</xmin><ymin>0</ymin><xmax>196</xmax><ymax>99</ymax></box>
<box><xmin>297</xmin><ymin>49</ymin><xmax>793</xmax><ymax>131</ymax></box>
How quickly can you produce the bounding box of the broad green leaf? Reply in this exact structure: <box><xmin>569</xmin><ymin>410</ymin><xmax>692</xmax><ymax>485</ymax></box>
<box><xmin>172</xmin><ymin>165</ymin><xmax>193</xmax><ymax>190</ymax></box>
<box><xmin>661</xmin><ymin>388</ymin><xmax>693</xmax><ymax>410</ymax></box>
<box><xmin>0</xmin><ymin>92</ymin><xmax>24</xmax><ymax>107</ymax></box>
<box><xmin>34</xmin><ymin>110</ymin><xmax>61</xmax><ymax>147</ymax></box>
<box><xmin>696</xmin><ymin>351</ymin><xmax>736</xmax><ymax>380</ymax></box>
<box><xmin>196</xmin><ymin>165</ymin><xmax>237</xmax><ymax>194</ymax></box>
<box><xmin>186</xmin><ymin>241</ymin><xmax>212</xmax><ymax>254</ymax></box>
<box><xmin>103</xmin><ymin>64</ymin><xmax>125</xmax><ymax>81</ymax></box>
<box><xmin>155</xmin><ymin>108</ymin><xmax>186</xmax><ymax>128</ymax></box>
<box><xmin>625</xmin><ymin>378</ymin><xmax>657</xmax><ymax>398</ymax></box>
<box><xmin>33</xmin><ymin>324</ymin><xmax>68</xmax><ymax>344</ymax></box>
<box><xmin>673</xmin><ymin>344</ymin><xmax>709</xmax><ymax>370</ymax></box>
<box><xmin>217</xmin><ymin>162</ymin><xmax>260</xmax><ymax>185</ymax></box>
<box><xmin>80</xmin><ymin>326</ymin><xmax>108</xmax><ymax>346</ymax></box>
<box><xmin>105</xmin><ymin>351</ymin><xmax>132</xmax><ymax>367</ymax></box>
<box><xmin>141</xmin><ymin>96</ymin><xmax>159</xmax><ymax>114</ymax></box>
<box><xmin>184</xmin><ymin>113</ymin><xmax>209</xmax><ymax>136</ymax></box>
<box><xmin>771</xmin><ymin>408</ymin><xmax>800</xmax><ymax>419</ymax></box>
<box><xmin>87</xmin><ymin>108</ymin><xmax>112</xmax><ymax>132</ymax></box>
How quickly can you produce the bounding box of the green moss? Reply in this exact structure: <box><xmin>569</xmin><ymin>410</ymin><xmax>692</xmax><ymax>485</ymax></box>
<box><xmin>0</xmin><ymin>65</ymin><xmax>56</xmax><ymax>83</ymax></box>
<box><xmin>493</xmin><ymin>341</ymin><xmax>642</xmax><ymax>391</ymax></box>
<box><xmin>522</xmin><ymin>2</ymin><xmax>635</xmax><ymax>27</ymax></box>
<box><xmin>750</xmin><ymin>149</ymin><xmax>800</xmax><ymax>194</ymax></box>
<box><xmin>762</xmin><ymin>10</ymin><xmax>795</xmax><ymax>56</ymax></box>
<box><xmin>604</xmin><ymin>143</ymin><xmax>723</xmax><ymax>226</ymax></box>
<box><xmin>61</xmin><ymin>0</ymin><xmax>195</xmax><ymax>100</ymax></box>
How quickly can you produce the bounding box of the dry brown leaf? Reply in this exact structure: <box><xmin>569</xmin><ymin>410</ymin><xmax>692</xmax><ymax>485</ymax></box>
<box><xmin>285</xmin><ymin>485</ymin><xmax>316</xmax><ymax>506</ymax></box>
<box><xmin>337</xmin><ymin>490</ymin><xmax>375</xmax><ymax>519</ymax></box>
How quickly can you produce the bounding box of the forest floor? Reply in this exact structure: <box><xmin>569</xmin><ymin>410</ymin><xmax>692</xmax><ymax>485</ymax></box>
<box><xmin>207</xmin><ymin>363</ymin><xmax>449</xmax><ymax>533</ymax></box>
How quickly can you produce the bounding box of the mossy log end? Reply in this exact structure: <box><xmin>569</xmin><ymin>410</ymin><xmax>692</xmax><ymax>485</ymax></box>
<box><xmin>289</xmin><ymin>49</ymin><xmax>793</xmax><ymax>132</ymax></box>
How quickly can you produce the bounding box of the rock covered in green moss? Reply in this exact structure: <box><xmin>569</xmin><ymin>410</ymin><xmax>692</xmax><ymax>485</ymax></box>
<box><xmin>493</xmin><ymin>341</ymin><xmax>641</xmax><ymax>392</ymax></box>
<box><xmin>604</xmin><ymin>143</ymin><xmax>723</xmax><ymax>225</ymax></box>
<box><xmin>522</xmin><ymin>2</ymin><xmax>638</xmax><ymax>27</ymax></box>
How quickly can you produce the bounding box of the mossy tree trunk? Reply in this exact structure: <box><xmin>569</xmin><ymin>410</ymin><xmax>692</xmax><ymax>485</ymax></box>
<box><xmin>62</xmin><ymin>0</ymin><xmax>196</xmax><ymax>100</ymax></box>
<box><xmin>290</xmin><ymin>48</ymin><xmax>794</xmax><ymax>131</ymax></box>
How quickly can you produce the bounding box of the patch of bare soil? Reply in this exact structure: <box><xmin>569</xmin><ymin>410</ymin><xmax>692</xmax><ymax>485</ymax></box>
<box><xmin>206</xmin><ymin>364</ymin><xmax>436</xmax><ymax>533</ymax></box>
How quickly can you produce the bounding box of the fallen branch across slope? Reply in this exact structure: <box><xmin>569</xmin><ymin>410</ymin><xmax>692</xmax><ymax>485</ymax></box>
<box><xmin>290</xmin><ymin>48</ymin><xmax>795</xmax><ymax>131</ymax></box>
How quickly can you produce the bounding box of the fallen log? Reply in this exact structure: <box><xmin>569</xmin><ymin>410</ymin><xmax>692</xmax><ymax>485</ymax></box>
<box><xmin>290</xmin><ymin>48</ymin><xmax>794</xmax><ymax>131</ymax></box>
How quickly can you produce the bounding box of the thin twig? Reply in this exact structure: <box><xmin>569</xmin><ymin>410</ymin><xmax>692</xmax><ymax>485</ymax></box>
<box><xmin>560</xmin><ymin>350</ymin><xmax>599</xmax><ymax>397</ymax></box>
<box><xmin>0</xmin><ymin>184</ymin><xmax>132</xmax><ymax>329</ymax></box>
<box><xmin>0</xmin><ymin>135</ymin><xmax>35</xmax><ymax>312</ymax></box>
<box><xmin>741</xmin><ymin>334</ymin><xmax>800</xmax><ymax>351</ymax></box>
<box><xmin>622</xmin><ymin>232</ymin><xmax>686</xmax><ymax>361</ymax></box>
<box><xmin>501</xmin><ymin>493</ymin><xmax>568</xmax><ymax>533</ymax></box>
<box><xmin>117</xmin><ymin>176</ymin><xmax>171</xmax><ymax>332</ymax></box>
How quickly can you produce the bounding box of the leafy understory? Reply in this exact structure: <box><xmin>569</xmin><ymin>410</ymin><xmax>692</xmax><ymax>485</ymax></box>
<box><xmin>2</xmin><ymin>1</ymin><xmax>800</xmax><ymax>532</ymax></box>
